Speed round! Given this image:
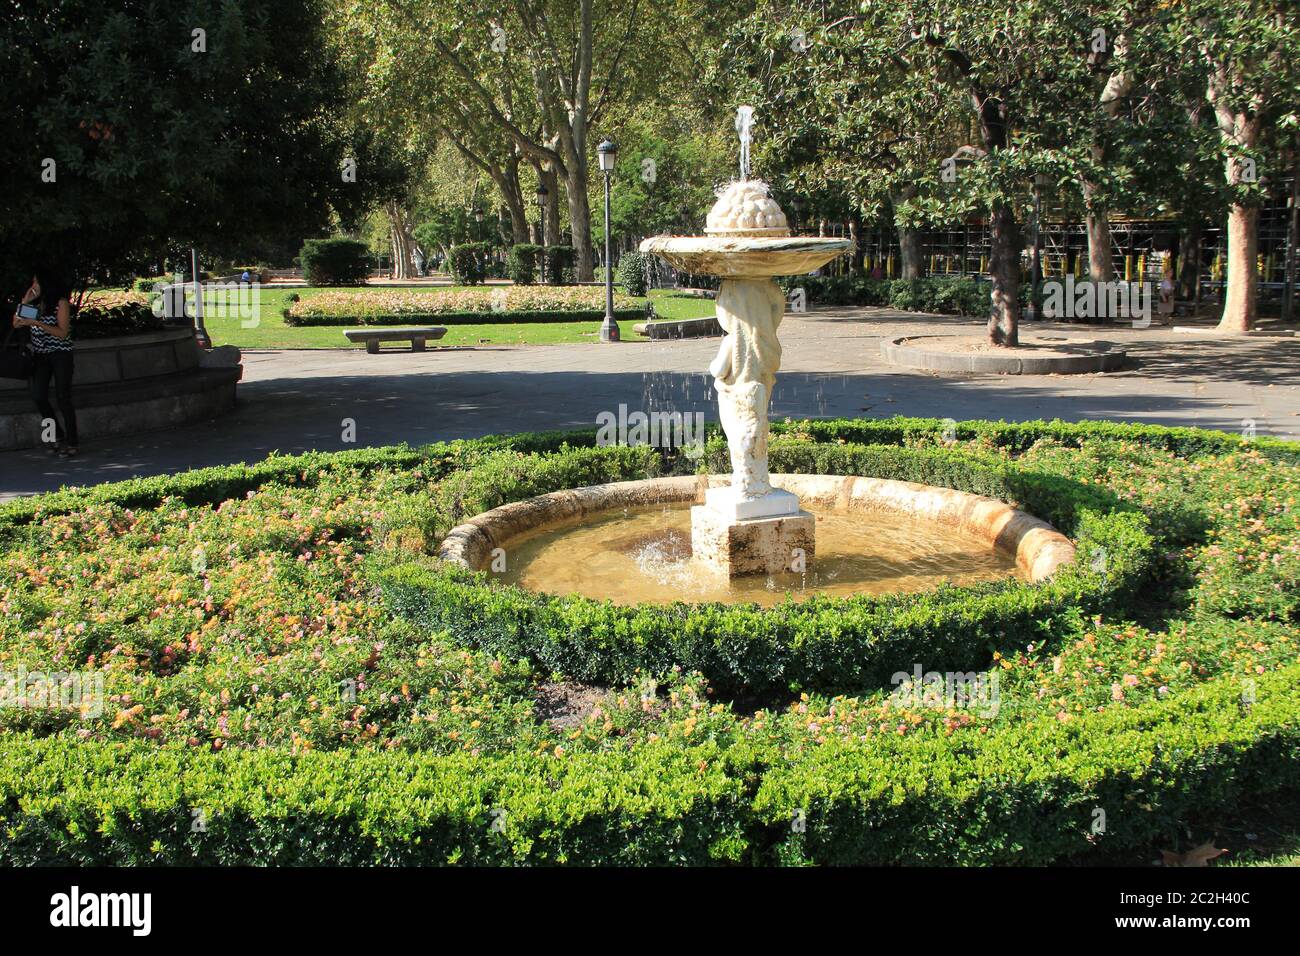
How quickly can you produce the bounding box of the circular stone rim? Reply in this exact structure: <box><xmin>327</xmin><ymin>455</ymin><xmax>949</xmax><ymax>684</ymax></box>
<box><xmin>639</xmin><ymin>236</ymin><xmax>852</xmax><ymax>278</ymax></box>
<box><xmin>881</xmin><ymin>334</ymin><xmax>1127</xmax><ymax>375</ymax></box>
<box><xmin>437</xmin><ymin>473</ymin><xmax>1076</xmax><ymax>585</ymax></box>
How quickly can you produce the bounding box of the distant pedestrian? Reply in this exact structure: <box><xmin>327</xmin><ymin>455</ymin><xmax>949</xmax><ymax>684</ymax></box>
<box><xmin>1158</xmin><ymin>259</ymin><xmax>1176</xmax><ymax>321</ymax></box>
<box><xmin>12</xmin><ymin>268</ymin><xmax>78</xmax><ymax>456</ymax></box>
<box><xmin>241</xmin><ymin>269</ymin><xmax>251</xmax><ymax>284</ymax></box>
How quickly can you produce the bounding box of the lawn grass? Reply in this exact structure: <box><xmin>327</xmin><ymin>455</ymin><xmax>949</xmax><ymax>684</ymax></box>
<box><xmin>196</xmin><ymin>285</ymin><xmax>716</xmax><ymax>349</ymax></box>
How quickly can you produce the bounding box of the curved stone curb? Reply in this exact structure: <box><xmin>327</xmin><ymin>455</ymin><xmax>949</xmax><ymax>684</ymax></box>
<box><xmin>881</xmin><ymin>335</ymin><xmax>1127</xmax><ymax>374</ymax></box>
<box><xmin>1172</xmin><ymin>325</ymin><xmax>1297</xmax><ymax>339</ymax></box>
<box><xmin>438</xmin><ymin>473</ymin><xmax>1075</xmax><ymax>583</ymax></box>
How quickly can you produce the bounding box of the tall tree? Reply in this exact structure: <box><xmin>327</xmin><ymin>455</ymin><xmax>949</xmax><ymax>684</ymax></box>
<box><xmin>721</xmin><ymin>0</ymin><xmax>1113</xmax><ymax>346</ymax></box>
<box><xmin>1177</xmin><ymin>2</ymin><xmax>1300</xmax><ymax>332</ymax></box>
<box><xmin>350</xmin><ymin>0</ymin><xmax>660</xmax><ymax>281</ymax></box>
<box><xmin>715</xmin><ymin>3</ymin><xmax>969</xmax><ymax>280</ymax></box>
<box><xmin>1</xmin><ymin>0</ymin><xmax>375</xmax><ymax>290</ymax></box>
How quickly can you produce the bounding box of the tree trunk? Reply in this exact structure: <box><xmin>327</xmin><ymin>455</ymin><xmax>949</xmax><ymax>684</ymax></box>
<box><xmin>1083</xmin><ymin>150</ymin><xmax>1113</xmax><ymax>282</ymax></box>
<box><xmin>567</xmin><ymin>167</ymin><xmax>594</xmax><ymax>281</ymax></box>
<box><xmin>1085</xmin><ymin>205</ymin><xmax>1113</xmax><ymax>282</ymax></box>
<box><xmin>1219</xmin><ymin>202</ymin><xmax>1259</xmax><ymax>332</ymax></box>
<box><xmin>1206</xmin><ymin>55</ymin><xmax>1262</xmax><ymax>332</ymax></box>
<box><xmin>1178</xmin><ymin>219</ymin><xmax>1202</xmax><ymax>300</ymax></box>
<box><xmin>1084</xmin><ymin>38</ymin><xmax>1131</xmax><ymax>284</ymax></box>
<box><xmin>890</xmin><ymin>187</ymin><xmax>922</xmax><ymax>279</ymax></box>
<box><xmin>500</xmin><ymin>188</ymin><xmax>530</xmax><ymax>245</ymax></box>
<box><xmin>899</xmin><ymin>228</ymin><xmax>923</xmax><ymax>279</ymax></box>
<box><xmin>487</xmin><ymin>156</ymin><xmax>530</xmax><ymax>245</ymax></box>
<box><xmin>849</xmin><ymin>214</ymin><xmax>864</xmax><ymax>273</ymax></box>
<box><xmin>386</xmin><ymin>201</ymin><xmax>413</xmax><ymax>279</ymax></box>
<box><xmin>987</xmin><ymin>202</ymin><xmax>1021</xmax><ymax>346</ymax></box>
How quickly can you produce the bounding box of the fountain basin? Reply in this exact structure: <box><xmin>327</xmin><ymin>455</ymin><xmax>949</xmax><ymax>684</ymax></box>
<box><xmin>438</xmin><ymin>474</ymin><xmax>1075</xmax><ymax>606</ymax></box>
<box><xmin>639</xmin><ymin>236</ymin><xmax>852</xmax><ymax>278</ymax></box>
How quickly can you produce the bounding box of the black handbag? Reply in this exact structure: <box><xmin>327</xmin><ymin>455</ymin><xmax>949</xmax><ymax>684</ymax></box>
<box><xmin>0</xmin><ymin>320</ymin><xmax>35</xmax><ymax>380</ymax></box>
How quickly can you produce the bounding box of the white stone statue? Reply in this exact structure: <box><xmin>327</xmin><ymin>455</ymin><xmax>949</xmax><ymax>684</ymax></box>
<box><xmin>710</xmin><ymin>278</ymin><xmax>785</xmax><ymax>502</ymax></box>
<box><xmin>638</xmin><ymin>108</ymin><xmax>850</xmax><ymax>573</ymax></box>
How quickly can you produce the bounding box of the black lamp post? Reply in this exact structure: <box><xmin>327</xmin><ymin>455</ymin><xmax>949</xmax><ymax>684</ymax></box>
<box><xmin>536</xmin><ymin>183</ymin><xmax>549</xmax><ymax>284</ymax></box>
<box><xmin>474</xmin><ymin>206</ymin><xmax>484</xmax><ymax>242</ymax></box>
<box><xmin>191</xmin><ymin>247</ymin><xmax>210</xmax><ymax>349</ymax></box>
<box><xmin>598</xmin><ymin>139</ymin><xmax>619</xmax><ymax>342</ymax></box>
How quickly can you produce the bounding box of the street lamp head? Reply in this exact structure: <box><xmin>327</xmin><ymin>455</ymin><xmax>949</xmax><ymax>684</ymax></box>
<box><xmin>597</xmin><ymin>139</ymin><xmax>618</xmax><ymax>173</ymax></box>
<box><xmin>474</xmin><ymin>207</ymin><xmax>484</xmax><ymax>222</ymax></box>
<box><xmin>536</xmin><ymin>183</ymin><xmax>548</xmax><ymax>206</ymax></box>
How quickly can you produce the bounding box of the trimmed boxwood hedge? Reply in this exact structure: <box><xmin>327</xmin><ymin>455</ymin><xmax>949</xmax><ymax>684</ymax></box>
<box><xmin>1</xmin><ymin>663</ymin><xmax>1296</xmax><ymax>865</ymax></box>
<box><xmin>1</xmin><ymin>416</ymin><xmax>1295</xmax><ymax>866</ymax></box>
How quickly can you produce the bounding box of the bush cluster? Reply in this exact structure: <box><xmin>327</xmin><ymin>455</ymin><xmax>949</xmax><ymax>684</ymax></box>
<box><xmin>777</xmin><ymin>275</ymin><xmax>992</xmax><ymax>316</ymax></box>
<box><xmin>1</xmin><ymin>418</ymin><xmax>1296</xmax><ymax>864</ymax></box>
<box><xmin>506</xmin><ymin>244</ymin><xmax>542</xmax><ymax>285</ymax></box>
<box><xmin>448</xmin><ymin>243</ymin><xmax>490</xmax><ymax>285</ymax></box>
<box><xmin>545</xmin><ymin>245</ymin><xmax>576</xmax><ymax>285</ymax></box>
<box><xmin>617</xmin><ymin>251</ymin><xmax>649</xmax><ymax>296</ymax></box>
<box><xmin>298</xmin><ymin>238</ymin><xmax>370</xmax><ymax>286</ymax></box>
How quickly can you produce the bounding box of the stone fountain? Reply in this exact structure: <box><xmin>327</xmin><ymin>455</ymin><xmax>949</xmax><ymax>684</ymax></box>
<box><xmin>640</xmin><ymin>107</ymin><xmax>850</xmax><ymax>576</ymax></box>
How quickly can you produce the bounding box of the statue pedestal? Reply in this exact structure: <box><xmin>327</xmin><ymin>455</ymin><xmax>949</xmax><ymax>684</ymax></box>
<box><xmin>702</xmin><ymin>486</ymin><xmax>799</xmax><ymax>521</ymax></box>
<box><xmin>691</xmin><ymin>493</ymin><xmax>815</xmax><ymax>577</ymax></box>
<box><xmin>640</xmin><ymin>220</ymin><xmax>850</xmax><ymax>580</ymax></box>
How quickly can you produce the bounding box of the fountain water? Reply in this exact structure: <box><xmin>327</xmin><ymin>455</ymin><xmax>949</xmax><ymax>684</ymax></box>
<box><xmin>639</xmin><ymin>107</ymin><xmax>851</xmax><ymax>575</ymax></box>
<box><xmin>436</xmin><ymin>111</ymin><xmax>1077</xmax><ymax>605</ymax></box>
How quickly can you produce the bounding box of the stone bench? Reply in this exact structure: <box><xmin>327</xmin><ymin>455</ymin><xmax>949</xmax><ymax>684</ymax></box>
<box><xmin>343</xmin><ymin>326</ymin><xmax>448</xmax><ymax>353</ymax></box>
<box><xmin>634</xmin><ymin>316</ymin><xmax>724</xmax><ymax>339</ymax></box>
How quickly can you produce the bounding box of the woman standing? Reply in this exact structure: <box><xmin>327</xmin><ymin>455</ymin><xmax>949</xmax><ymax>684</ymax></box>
<box><xmin>11</xmin><ymin>270</ymin><xmax>78</xmax><ymax>456</ymax></box>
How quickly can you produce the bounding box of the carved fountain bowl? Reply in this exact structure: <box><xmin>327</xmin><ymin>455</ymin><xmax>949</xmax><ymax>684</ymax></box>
<box><xmin>639</xmin><ymin>235</ymin><xmax>852</xmax><ymax>278</ymax></box>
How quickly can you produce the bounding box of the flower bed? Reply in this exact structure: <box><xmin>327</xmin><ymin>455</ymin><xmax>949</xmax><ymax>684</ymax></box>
<box><xmin>283</xmin><ymin>287</ymin><xmax>646</xmax><ymax>327</ymax></box>
<box><xmin>0</xmin><ymin>419</ymin><xmax>1297</xmax><ymax>864</ymax></box>
<box><xmin>70</xmin><ymin>290</ymin><xmax>167</xmax><ymax>339</ymax></box>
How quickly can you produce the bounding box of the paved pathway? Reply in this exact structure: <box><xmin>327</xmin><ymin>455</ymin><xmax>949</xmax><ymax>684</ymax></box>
<box><xmin>3</xmin><ymin>307</ymin><xmax>1297</xmax><ymax>500</ymax></box>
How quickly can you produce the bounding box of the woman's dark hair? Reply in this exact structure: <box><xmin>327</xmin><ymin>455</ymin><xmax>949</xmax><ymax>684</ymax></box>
<box><xmin>30</xmin><ymin>267</ymin><xmax>70</xmax><ymax>313</ymax></box>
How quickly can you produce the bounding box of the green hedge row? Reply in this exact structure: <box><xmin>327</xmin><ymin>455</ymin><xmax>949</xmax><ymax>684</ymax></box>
<box><xmin>8</xmin><ymin>414</ymin><xmax>1273</xmax><ymax>538</ymax></box>
<box><xmin>380</xmin><ymin>442</ymin><xmax>1156</xmax><ymax>697</ymax></box>
<box><xmin>4</xmin><ymin>416</ymin><xmax>1283</xmax><ymax>542</ymax></box>
<box><xmin>776</xmin><ymin>275</ymin><xmax>993</xmax><ymax>316</ymax></box>
<box><xmin>282</xmin><ymin>308</ymin><xmax>646</xmax><ymax>328</ymax></box>
<box><xmin>0</xmin><ymin>445</ymin><xmax>439</xmax><ymax>537</ymax></box>
<box><xmin>2</xmin><ymin>663</ymin><xmax>1295</xmax><ymax>865</ymax></box>
<box><xmin>769</xmin><ymin>415</ymin><xmax>1300</xmax><ymax>460</ymax></box>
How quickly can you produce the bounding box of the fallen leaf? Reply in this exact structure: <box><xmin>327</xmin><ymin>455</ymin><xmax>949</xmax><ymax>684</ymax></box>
<box><xmin>1160</xmin><ymin>842</ymin><xmax>1227</xmax><ymax>867</ymax></box>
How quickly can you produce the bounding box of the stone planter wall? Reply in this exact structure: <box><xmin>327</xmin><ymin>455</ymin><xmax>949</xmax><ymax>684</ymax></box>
<box><xmin>0</xmin><ymin>327</ymin><xmax>201</xmax><ymax>394</ymax></box>
<box><xmin>0</xmin><ymin>328</ymin><xmax>239</xmax><ymax>451</ymax></box>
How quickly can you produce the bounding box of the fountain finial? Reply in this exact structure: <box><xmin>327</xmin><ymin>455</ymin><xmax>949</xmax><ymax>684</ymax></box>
<box><xmin>735</xmin><ymin>105</ymin><xmax>754</xmax><ymax>181</ymax></box>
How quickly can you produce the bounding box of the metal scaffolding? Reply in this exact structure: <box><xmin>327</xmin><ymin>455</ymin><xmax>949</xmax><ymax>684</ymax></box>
<box><xmin>801</xmin><ymin>173</ymin><xmax>1297</xmax><ymax>305</ymax></box>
